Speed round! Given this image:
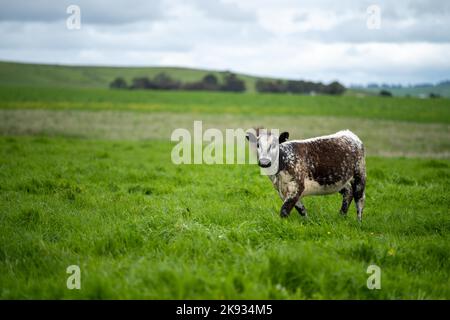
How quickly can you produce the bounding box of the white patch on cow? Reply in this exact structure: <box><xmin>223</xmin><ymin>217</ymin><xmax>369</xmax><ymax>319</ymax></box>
<box><xmin>286</xmin><ymin>130</ymin><xmax>363</xmax><ymax>148</ymax></box>
<box><xmin>280</xmin><ymin>144</ymin><xmax>296</xmax><ymax>166</ymax></box>
<box><xmin>273</xmin><ymin>170</ymin><xmax>299</xmax><ymax>200</ymax></box>
<box><xmin>302</xmin><ymin>178</ymin><xmax>350</xmax><ymax>197</ymax></box>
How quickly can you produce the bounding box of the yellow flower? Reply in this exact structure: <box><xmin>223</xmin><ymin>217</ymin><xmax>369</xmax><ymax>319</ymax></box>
<box><xmin>388</xmin><ymin>248</ymin><xmax>396</xmax><ymax>256</ymax></box>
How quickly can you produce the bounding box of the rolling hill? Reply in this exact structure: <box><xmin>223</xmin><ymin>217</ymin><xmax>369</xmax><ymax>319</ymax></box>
<box><xmin>1</xmin><ymin>61</ymin><xmax>448</xmax><ymax>97</ymax></box>
<box><xmin>356</xmin><ymin>82</ymin><xmax>450</xmax><ymax>98</ymax></box>
<box><xmin>0</xmin><ymin>61</ymin><xmax>266</xmax><ymax>92</ymax></box>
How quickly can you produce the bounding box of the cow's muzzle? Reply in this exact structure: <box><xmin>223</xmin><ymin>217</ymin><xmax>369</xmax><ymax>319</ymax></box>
<box><xmin>258</xmin><ymin>158</ymin><xmax>271</xmax><ymax>168</ymax></box>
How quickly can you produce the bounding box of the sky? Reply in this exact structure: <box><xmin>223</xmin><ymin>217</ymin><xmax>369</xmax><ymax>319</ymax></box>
<box><xmin>0</xmin><ymin>0</ymin><xmax>449</xmax><ymax>85</ymax></box>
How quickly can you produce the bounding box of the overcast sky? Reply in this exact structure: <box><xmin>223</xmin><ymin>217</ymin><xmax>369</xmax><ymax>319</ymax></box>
<box><xmin>0</xmin><ymin>0</ymin><xmax>449</xmax><ymax>85</ymax></box>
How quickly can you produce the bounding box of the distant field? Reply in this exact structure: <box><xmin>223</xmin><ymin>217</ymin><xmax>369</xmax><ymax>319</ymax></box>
<box><xmin>1</xmin><ymin>86</ymin><xmax>449</xmax><ymax>124</ymax></box>
<box><xmin>1</xmin><ymin>109</ymin><xmax>449</xmax><ymax>159</ymax></box>
<box><xmin>0</xmin><ymin>73</ymin><xmax>449</xmax><ymax>299</ymax></box>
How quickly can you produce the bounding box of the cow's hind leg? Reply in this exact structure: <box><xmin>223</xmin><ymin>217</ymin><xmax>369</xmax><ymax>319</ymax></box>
<box><xmin>352</xmin><ymin>165</ymin><xmax>366</xmax><ymax>222</ymax></box>
<box><xmin>339</xmin><ymin>183</ymin><xmax>353</xmax><ymax>216</ymax></box>
<box><xmin>295</xmin><ymin>200</ymin><xmax>307</xmax><ymax>217</ymax></box>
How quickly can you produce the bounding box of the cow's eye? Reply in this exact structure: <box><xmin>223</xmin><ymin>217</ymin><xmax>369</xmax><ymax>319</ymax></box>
<box><xmin>257</xmin><ymin>143</ymin><xmax>260</xmax><ymax>148</ymax></box>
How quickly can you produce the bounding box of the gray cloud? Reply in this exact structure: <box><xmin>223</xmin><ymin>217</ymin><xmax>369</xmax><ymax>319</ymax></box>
<box><xmin>188</xmin><ymin>0</ymin><xmax>256</xmax><ymax>22</ymax></box>
<box><xmin>0</xmin><ymin>0</ymin><xmax>449</xmax><ymax>84</ymax></box>
<box><xmin>290</xmin><ymin>15</ymin><xmax>450</xmax><ymax>43</ymax></box>
<box><xmin>0</xmin><ymin>0</ymin><xmax>166</xmax><ymax>24</ymax></box>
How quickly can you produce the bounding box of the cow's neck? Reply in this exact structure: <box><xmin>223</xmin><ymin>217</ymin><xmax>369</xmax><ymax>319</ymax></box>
<box><xmin>267</xmin><ymin>145</ymin><xmax>286</xmax><ymax>182</ymax></box>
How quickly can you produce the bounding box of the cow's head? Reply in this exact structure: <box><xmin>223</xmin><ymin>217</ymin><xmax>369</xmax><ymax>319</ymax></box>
<box><xmin>246</xmin><ymin>129</ymin><xmax>289</xmax><ymax>168</ymax></box>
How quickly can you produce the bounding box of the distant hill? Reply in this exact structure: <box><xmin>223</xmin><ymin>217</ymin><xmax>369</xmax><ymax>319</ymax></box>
<box><xmin>0</xmin><ymin>61</ymin><xmax>270</xmax><ymax>93</ymax></box>
<box><xmin>7</xmin><ymin>61</ymin><xmax>446</xmax><ymax>97</ymax></box>
<box><xmin>354</xmin><ymin>82</ymin><xmax>450</xmax><ymax>98</ymax></box>
<box><xmin>0</xmin><ymin>61</ymin><xmax>357</xmax><ymax>95</ymax></box>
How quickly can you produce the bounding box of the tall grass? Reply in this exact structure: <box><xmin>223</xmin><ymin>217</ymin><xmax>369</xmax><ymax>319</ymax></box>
<box><xmin>0</xmin><ymin>137</ymin><xmax>448</xmax><ymax>299</ymax></box>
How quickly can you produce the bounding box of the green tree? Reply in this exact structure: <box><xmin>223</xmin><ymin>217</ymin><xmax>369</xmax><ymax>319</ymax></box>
<box><xmin>324</xmin><ymin>81</ymin><xmax>346</xmax><ymax>95</ymax></box>
<box><xmin>221</xmin><ymin>73</ymin><xmax>246</xmax><ymax>92</ymax></box>
<box><xmin>379</xmin><ymin>90</ymin><xmax>393</xmax><ymax>97</ymax></box>
<box><xmin>152</xmin><ymin>73</ymin><xmax>181</xmax><ymax>90</ymax></box>
<box><xmin>130</xmin><ymin>77</ymin><xmax>151</xmax><ymax>89</ymax></box>
<box><xmin>109</xmin><ymin>77</ymin><xmax>128</xmax><ymax>89</ymax></box>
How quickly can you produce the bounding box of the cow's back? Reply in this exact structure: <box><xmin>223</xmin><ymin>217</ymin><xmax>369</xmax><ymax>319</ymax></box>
<box><xmin>283</xmin><ymin>131</ymin><xmax>363</xmax><ymax>187</ymax></box>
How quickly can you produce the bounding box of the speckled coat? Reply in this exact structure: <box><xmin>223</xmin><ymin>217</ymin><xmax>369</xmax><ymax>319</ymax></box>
<box><xmin>271</xmin><ymin>130</ymin><xmax>366</xmax><ymax>221</ymax></box>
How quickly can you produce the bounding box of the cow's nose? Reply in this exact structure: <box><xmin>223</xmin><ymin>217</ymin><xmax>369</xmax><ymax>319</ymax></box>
<box><xmin>258</xmin><ymin>158</ymin><xmax>271</xmax><ymax>168</ymax></box>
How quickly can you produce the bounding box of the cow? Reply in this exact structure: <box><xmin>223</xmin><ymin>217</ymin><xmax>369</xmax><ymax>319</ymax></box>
<box><xmin>246</xmin><ymin>129</ymin><xmax>366</xmax><ymax>221</ymax></box>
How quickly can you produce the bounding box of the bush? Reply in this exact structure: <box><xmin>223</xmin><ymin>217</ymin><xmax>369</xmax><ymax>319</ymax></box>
<box><xmin>109</xmin><ymin>77</ymin><xmax>128</xmax><ymax>89</ymax></box>
<box><xmin>183</xmin><ymin>74</ymin><xmax>220</xmax><ymax>91</ymax></box>
<box><xmin>202</xmin><ymin>74</ymin><xmax>219</xmax><ymax>90</ymax></box>
<box><xmin>256</xmin><ymin>80</ymin><xmax>287</xmax><ymax>93</ymax></box>
<box><xmin>286</xmin><ymin>80</ymin><xmax>308</xmax><ymax>94</ymax></box>
<box><xmin>429</xmin><ymin>92</ymin><xmax>441</xmax><ymax>99</ymax></box>
<box><xmin>130</xmin><ymin>77</ymin><xmax>152</xmax><ymax>90</ymax></box>
<box><xmin>130</xmin><ymin>73</ymin><xmax>181</xmax><ymax>90</ymax></box>
<box><xmin>324</xmin><ymin>81</ymin><xmax>346</xmax><ymax>95</ymax></box>
<box><xmin>220</xmin><ymin>72</ymin><xmax>246</xmax><ymax>92</ymax></box>
<box><xmin>118</xmin><ymin>72</ymin><xmax>346</xmax><ymax>95</ymax></box>
<box><xmin>379</xmin><ymin>90</ymin><xmax>393</xmax><ymax>97</ymax></box>
<box><xmin>152</xmin><ymin>73</ymin><xmax>181</xmax><ymax>90</ymax></box>
<box><xmin>256</xmin><ymin>79</ymin><xmax>345</xmax><ymax>95</ymax></box>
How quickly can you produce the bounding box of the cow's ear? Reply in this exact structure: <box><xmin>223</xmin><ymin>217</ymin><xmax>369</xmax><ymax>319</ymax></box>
<box><xmin>246</xmin><ymin>132</ymin><xmax>257</xmax><ymax>143</ymax></box>
<box><xmin>279</xmin><ymin>132</ymin><xmax>289</xmax><ymax>143</ymax></box>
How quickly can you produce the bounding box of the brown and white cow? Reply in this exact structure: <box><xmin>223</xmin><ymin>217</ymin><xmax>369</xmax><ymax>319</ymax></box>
<box><xmin>246</xmin><ymin>129</ymin><xmax>366</xmax><ymax>221</ymax></box>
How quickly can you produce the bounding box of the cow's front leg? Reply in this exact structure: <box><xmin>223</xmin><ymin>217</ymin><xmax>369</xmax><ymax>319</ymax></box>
<box><xmin>280</xmin><ymin>185</ymin><xmax>304</xmax><ymax>218</ymax></box>
<box><xmin>280</xmin><ymin>197</ymin><xmax>298</xmax><ymax>218</ymax></box>
<box><xmin>295</xmin><ymin>200</ymin><xmax>307</xmax><ymax>217</ymax></box>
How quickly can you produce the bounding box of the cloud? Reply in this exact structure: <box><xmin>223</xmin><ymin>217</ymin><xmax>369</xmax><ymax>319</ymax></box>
<box><xmin>187</xmin><ymin>0</ymin><xmax>256</xmax><ymax>22</ymax></box>
<box><xmin>0</xmin><ymin>0</ymin><xmax>449</xmax><ymax>84</ymax></box>
<box><xmin>0</xmin><ymin>0</ymin><xmax>166</xmax><ymax>24</ymax></box>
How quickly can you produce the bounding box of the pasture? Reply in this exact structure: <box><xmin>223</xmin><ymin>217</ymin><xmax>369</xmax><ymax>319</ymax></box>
<box><xmin>0</xmin><ymin>86</ymin><xmax>449</xmax><ymax>299</ymax></box>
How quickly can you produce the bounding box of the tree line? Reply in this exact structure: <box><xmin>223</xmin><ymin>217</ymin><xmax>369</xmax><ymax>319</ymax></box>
<box><xmin>110</xmin><ymin>72</ymin><xmax>246</xmax><ymax>92</ymax></box>
<box><xmin>255</xmin><ymin>79</ymin><xmax>345</xmax><ymax>95</ymax></box>
<box><xmin>110</xmin><ymin>72</ymin><xmax>346</xmax><ymax>95</ymax></box>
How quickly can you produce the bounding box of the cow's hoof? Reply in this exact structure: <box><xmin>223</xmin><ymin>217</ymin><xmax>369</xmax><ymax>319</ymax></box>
<box><xmin>298</xmin><ymin>210</ymin><xmax>307</xmax><ymax>218</ymax></box>
<box><xmin>280</xmin><ymin>210</ymin><xmax>290</xmax><ymax>218</ymax></box>
<box><xmin>295</xmin><ymin>207</ymin><xmax>307</xmax><ymax>217</ymax></box>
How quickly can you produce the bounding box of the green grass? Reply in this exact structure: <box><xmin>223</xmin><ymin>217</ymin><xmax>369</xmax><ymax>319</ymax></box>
<box><xmin>1</xmin><ymin>109</ymin><xmax>449</xmax><ymax>159</ymax></box>
<box><xmin>0</xmin><ymin>81</ymin><xmax>449</xmax><ymax>299</ymax></box>
<box><xmin>1</xmin><ymin>86</ymin><xmax>450</xmax><ymax>123</ymax></box>
<box><xmin>0</xmin><ymin>136</ymin><xmax>449</xmax><ymax>299</ymax></box>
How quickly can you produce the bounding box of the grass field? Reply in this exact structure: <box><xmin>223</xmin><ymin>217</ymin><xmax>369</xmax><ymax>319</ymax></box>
<box><xmin>0</xmin><ymin>137</ymin><xmax>449</xmax><ymax>299</ymax></box>
<box><xmin>1</xmin><ymin>86</ymin><xmax>449</xmax><ymax>124</ymax></box>
<box><xmin>0</xmin><ymin>69</ymin><xmax>449</xmax><ymax>299</ymax></box>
